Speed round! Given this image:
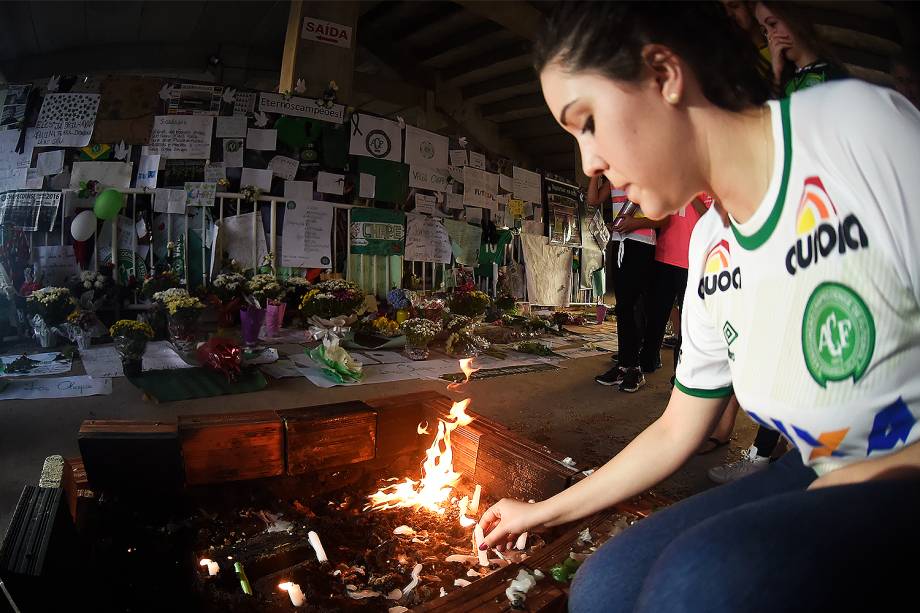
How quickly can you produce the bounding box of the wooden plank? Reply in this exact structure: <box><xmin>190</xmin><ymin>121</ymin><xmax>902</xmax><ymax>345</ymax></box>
<box><xmin>178</xmin><ymin>411</ymin><xmax>284</xmax><ymax>485</ymax></box>
<box><xmin>473</xmin><ymin>434</ymin><xmax>573</xmax><ymax>501</ymax></box>
<box><xmin>61</xmin><ymin>457</ymin><xmax>95</xmax><ymax>529</ymax></box>
<box><xmin>365</xmin><ymin>390</ymin><xmax>442</xmax><ymax>459</ymax></box>
<box><xmin>280</xmin><ymin>401</ymin><xmax>377</xmax><ymax>475</ymax></box>
<box><xmin>77</xmin><ymin>420</ymin><xmax>182</xmax><ymax>491</ymax></box>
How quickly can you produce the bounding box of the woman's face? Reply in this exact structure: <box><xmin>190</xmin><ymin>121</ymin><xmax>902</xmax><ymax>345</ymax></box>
<box><xmin>539</xmin><ymin>61</ymin><xmax>700</xmax><ymax>220</ymax></box>
<box><xmin>755</xmin><ymin>4</ymin><xmax>799</xmax><ymax>60</ymax></box>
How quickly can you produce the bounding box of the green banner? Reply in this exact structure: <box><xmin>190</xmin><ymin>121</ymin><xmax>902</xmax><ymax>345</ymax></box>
<box><xmin>349</xmin><ymin>208</ymin><xmax>406</xmax><ymax>256</ymax></box>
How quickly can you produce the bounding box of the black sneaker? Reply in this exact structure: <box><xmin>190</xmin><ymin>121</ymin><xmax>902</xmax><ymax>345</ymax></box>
<box><xmin>595</xmin><ymin>366</ymin><xmax>626</xmax><ymax>386</ymax></box>
<box><xmin>619</xmin><ymin>368</ymin><xmax>646</xmax><ymax>393</ymax></box>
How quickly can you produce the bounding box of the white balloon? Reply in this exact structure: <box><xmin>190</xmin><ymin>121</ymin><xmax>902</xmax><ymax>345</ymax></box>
<box><xmin>71</xmin><ymin>210</ymin><xmax>97</xmax><ymax>242</ymax></box>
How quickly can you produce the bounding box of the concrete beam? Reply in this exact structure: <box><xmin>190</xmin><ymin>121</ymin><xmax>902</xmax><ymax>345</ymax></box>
<box><xmin>461</xmin><ymin>68</ymin><xmax>535</xmax><ymax>99</ymax></box>
<box><xmin>501</xmin><ymin>113</ymin><xmax>564</xmax><ymax>139</ymax></box>
<box><xmin>481</xmin><ymin>92</ymin><xmax>547</xmax><ymax>118</ymax></box>
<box><xmin>452</xmin><ymin>0</ymin><xmax>543</xmax><ymax>41</ymax></box>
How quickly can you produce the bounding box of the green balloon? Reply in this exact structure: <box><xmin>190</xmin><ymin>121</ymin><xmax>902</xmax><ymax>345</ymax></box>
<box><xmin>93</xmin><ymin>189</ymin><xmax>123</xmax><ymax>220</ymax></box>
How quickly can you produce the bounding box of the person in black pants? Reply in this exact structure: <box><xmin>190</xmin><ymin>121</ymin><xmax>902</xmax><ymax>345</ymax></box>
<box><xmin>639</xmin><ymin>262</ymin><xmax>687</xmax><ymax>375</ymax></box>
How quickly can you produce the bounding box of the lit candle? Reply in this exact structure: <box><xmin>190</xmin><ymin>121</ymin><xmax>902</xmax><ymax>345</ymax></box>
<box><xmin>279</xmin><ymin>582</ymin><xmax>305</xmax><ymax>607</ymax></box>
<box><xmin>234</xmin><ymin>562</ymin><xmax>253</xmax><ymax>595</ymax></box>
<box><xmin>470</xmin><ymin>484</ymin><xmax>482</xmax><ymax>514</ymax></box>
<box><xmin>199</xmin><ymin>558</ymin><xmax>220</xmax><ymax>576</ymax></box>
<box><xmin>515</xmin><ymin>532</ymin><xmax>528</xmax><ymax>550</ymax></box>
<box><xmin>474</xmin><ymin>525</ymin><xmax>490</xmax><ymax>567</ymax></box>
<box><xmin>308</xmin><ymin>530</ymin><xmax>328</xmax><ymax>563</ymax></box>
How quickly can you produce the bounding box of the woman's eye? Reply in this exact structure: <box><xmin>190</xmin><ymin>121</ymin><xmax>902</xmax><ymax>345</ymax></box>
<box><xmin>581</xmin><ymin>116</ymin><xmax>595</xmax><ymax>135</ymax></box>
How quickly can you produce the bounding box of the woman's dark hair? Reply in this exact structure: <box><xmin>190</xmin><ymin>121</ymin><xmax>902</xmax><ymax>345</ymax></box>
<box><xmin>757</xmin><ymin>1</ymin><xmax>845</xmax><ymax>86</ymax></box>
<box><xmin>534</xmin><ymin>1</ymin><xmax>773</xmax><ymax>111</ymax></box>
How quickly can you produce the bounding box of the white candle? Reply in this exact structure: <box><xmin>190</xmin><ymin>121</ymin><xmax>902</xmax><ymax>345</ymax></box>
<box><xmin>474</xmin><ymin>525</ymin><xmax>490</xmax><ymax>567</ymax></box>
<box><xmin>199</xmin><ymin>558</ymin><xmax>219</xmax><ymax>576</ymax></box>
<box><xmin>279</xmin><ymin>582</ymin><xmax>305</xmax><ymax>607</ymax></box>
<box><xmin>515</xmin><ymin>532</ymin><xmax>528</xmax><ymax>550</ymax></box>
<box><xmin>470</xmin><ymin>484</ymin><xmax>482</xmax><ymax>514</ymax></box>
<box><xmin>308</xmin><ymin>530</ymin><xmax>328</xmax><ymax>563</ymax></box>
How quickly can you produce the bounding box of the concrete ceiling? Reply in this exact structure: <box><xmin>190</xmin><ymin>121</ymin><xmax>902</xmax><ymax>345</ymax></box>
<box><xmin>1</xmin><ymin>0</ymin><xmax>917</xmax><ymax>182</ymax></box>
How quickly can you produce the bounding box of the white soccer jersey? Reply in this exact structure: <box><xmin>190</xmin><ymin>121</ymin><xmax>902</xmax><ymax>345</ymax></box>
<box><xmin>675</xmin><ymin>81</ymin><xmax>920</xmax><ymax>474</ymax></box>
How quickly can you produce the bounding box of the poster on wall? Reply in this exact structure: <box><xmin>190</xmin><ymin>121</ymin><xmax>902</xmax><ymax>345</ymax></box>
<box><xmin>349</xmin><ymin>208</ymin><xmax>405</xmax><ymax>256</ymax></box>
<box><xmin>0</xmin><ymin>84</ymin><xmax>31</xmax><ymax>131</ymax></box>
<box><xmin>166</xmin><ymin>84</ymin><xmax>223</xmax><ymax>115</ymax></box>
<box><xmin>404</xmin><ymin>214</ymin><xmax>452</xmax><ymax>264</ymax></box>
<box><xmin>408</xmin><ymin>165</ymin><xmax>449</xmax><ymax>193</ymax></box>
<box><xmin>545</xmin><ymin>177</ymin><xmax>582</xmax><ymax>247</ymax></box>
<box><xmin>0</xmin><ymin>129</ymin><xmax>35</xmax><ymax>192</ymax></box>
<box><xmin>513</xmin><ymin>166</ymin><xmax>542</xmax><ymax>203</ymax></box>
<box><xmin>462</xmin><ymin>167</ymin><xmax>498</xmax><ymax>211</ymax></box>
<box><xmin>0</xmin><ymin>191</ymin><xmax>62</xmax><ymax>231</ymax></box>
<box><xmin>281</xmin><ymin>181</ymin><xmax>333</xmax><ymax>268</ymax></box>
<box><xmin>147</xmin><ymin>115</ymin><xmax>214</xmax><ymax>159</ymax></box>
<box><xmin>33</xmin><ymin>93</ymin><xmax>100</xmax><ymax>147</ymax></box>
<box><xmin>349</xmin><ymin>113</ymin><xmax>402</xmax><ymax>162</ymax></box>
<box><xmin>404</xmin><ymin>126</ymin><xmax>448</xmax><ymax>168</ymax></box>
<box><xmin>259</xmin><ymin>93</ymin><xmax>345</xmax><ymax>124</ymax></box>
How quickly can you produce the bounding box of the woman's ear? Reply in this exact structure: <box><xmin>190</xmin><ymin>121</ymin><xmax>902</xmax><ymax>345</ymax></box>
<box><xmin>641</xmin><ymin>44</ymin><xmax>684</xmax><ymax>105</ymax></box>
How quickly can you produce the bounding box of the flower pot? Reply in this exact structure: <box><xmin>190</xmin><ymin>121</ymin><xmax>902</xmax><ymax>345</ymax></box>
<box><xmin>264</xmin><ymin>302</ymin><xmax>285</xmax><ymax>338</ymax></box>
<box><xmin>396</xmin><ymin>308</ymin><xmax>410</xmax><ymax>324</ymax></box>
<box><xmin>239</xmin><ymin>308</ymin><xmax>266</xmax><ymax>348</ymax></box>
<box><xmin>404</xmin><ymin>339</ymin><xmax>431</xmax><ymax>361</ymax></box>
<box><xmin>121</xmin><ymin>357</ymin><xmax>143</xmax><ymax>377</ymax></box>
<box><xmin>217</xmin><ymin>297</ymin><xmax>242</xmax><ymax>329</ymax></box>
<box><xmin>167</xmin><ymin>310</ymin><xmax>201</xmax><ymax>354</ymax></box>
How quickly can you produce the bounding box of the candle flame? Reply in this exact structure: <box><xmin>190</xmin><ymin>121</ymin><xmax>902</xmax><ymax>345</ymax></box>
<box><xmin>417</xmin><ymin>421</ymin><xmax>429</xmax><ymax>435</ymax></box>
<box><xmin>199</xmin><ymin>559</ymin><xmax>211</xmax><ymax>566</ymax></box>
<box><xmin>448</xmin><ymin>357</ymin><xmax>480</xmax><ymax>390</ymax></box>
<box><xmin>279</xmin><ymin>582</ymin><xmax>293</xmax><ymax>591</ymax></box>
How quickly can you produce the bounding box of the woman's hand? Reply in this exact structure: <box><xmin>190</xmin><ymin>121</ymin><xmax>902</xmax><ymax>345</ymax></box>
<box><xmin>477</xmin><ymin>498</ymin><xmax>548</xmax><ymax>551</ymax></box>
<box><xmin>767</xmin><ymin>32</ymin><xmax>794</xmax><ymax>85</ymax></box>
<box><xmin>612</xmin><ymin>215</ymin><xmax>645</xmax><ymax>235</ymax></box>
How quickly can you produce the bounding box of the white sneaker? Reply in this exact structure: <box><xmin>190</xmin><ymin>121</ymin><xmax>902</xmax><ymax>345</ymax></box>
<box><xmin>707</xmin><ymin>445</ymin><xmax>770</xmax><ymax>484</ymax></box>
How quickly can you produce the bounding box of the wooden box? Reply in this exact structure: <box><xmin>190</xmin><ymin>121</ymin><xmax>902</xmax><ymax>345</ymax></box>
<box><xmin>78</xmin><ymin>420</ymin><xmax>181</xmax><ymax>491</ymax></box>
<box><xmin>61</xmin><ymin>457</ymin><xmax>93</xmax><ymax>524</ymax></box>
<box><xmin>178</xmin><ymin>411</ymin><xmax>284</xmax><ymax>485</ymax></box>
<box><xmin>280</xmin><ymin>401</ymin><xmax>377</xmax><ymax>475</ymax></box>
<box><xmin>365</xmin><ymin>390</ymin><xmax>436</xmax><ymax>459</ymax></box>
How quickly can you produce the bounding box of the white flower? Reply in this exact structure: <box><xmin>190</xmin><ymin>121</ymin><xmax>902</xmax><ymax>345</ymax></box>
<box><xmin>84</xmin><ymin>281</ymin><xmax>92</xmax><ymax>289</ymax></box>
<box><xmin>94</xmin><ymin>281</ymin><xmax>103</xmax><ymax>289</ymax></box>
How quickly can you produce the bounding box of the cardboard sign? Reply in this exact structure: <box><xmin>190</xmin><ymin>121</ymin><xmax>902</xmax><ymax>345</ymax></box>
<box><xmin>301</xmin><ymin>16</ymin><xmax>353</xmax><ymax>49</ymax></box>
<box><xmin>408</xmin><ymin>165</ymin><xmax>449</xmax><ymax>193</ymax></box>
<box><xmin>259</xmin><ymin>93</ymin><xmax>345</xmax><ymax>124</ymax></box>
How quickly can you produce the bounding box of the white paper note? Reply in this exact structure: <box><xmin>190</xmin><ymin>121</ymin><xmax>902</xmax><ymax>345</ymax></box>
<box><xmin>446</xmin><ymin>192</ymin><xmax>464</xmax><ymax>210</ymax></box>
<box><xmin>80</xmin><ymin>342</ymin><xmax>194</xmax><ymax>378</ymax></box>
<box><xmin>268</xmin><ymin>155</ymin><xmax>299</xmax><ymax>180</ymax></box>
<box><xmin>414</xmin><ymin>193</ymin><xmax>436</xmax><ymax>215</ymax></box>
<box><xmin>449</xmin><ymin>149</ymin><xmax>468</xmax><ymax>167</ymax></box>
<box><xmin>0</xmin><ymin>352</ymin><xmax>73</xmax><ymax>377</ymax></box>
<box><xmin>247</xmin><ymin>128</ymin><xmax>277</xmax><ymax>151</ymax></box>
<box><xmin>25</xmin><ymin>168</ymin><xmax>43</xmax><ymax>189</ymax></box>
<box><xmin>462</xmin><ymin>167</ymin><xmax>499</xmax><ymax>211</ymax></box>
<box><xmin>36</xmin><ymin>150</ymin><xmax>65</xmax><ymax>176</ymax></box>
<box><xmin>70</xmin><ymin>161</ymin><xmax>133</xmax><ymax>189</ymax></box>
<box><xmin>404</xmin><ymin>125</ymin><xmax>449</xmax><ymax>168</ymax></box>
<box><xmin>216</xmin><ymin>115</ymin><xmax>248</xmax><ymax>138</ymax></box>
<box><xmin>33</xmin><ymin>93</ymin><xmax>101</xmax><ymax>147</ymax></box>
<box><xmin>469</xmin><ymin>151</ymin><xmax>485</xmax><ymax>169</ymax></box>
<box><xmin>211</xmin><ymin>212</ymin><xmax>268</xmax><ymax>273</ymax></box>
<box><xmin>513</xmin><ymin>166</ymin><xmax>542</xmax><ymax>203</ymax></box>
<box><xmin>153</xmin><ymin>188</ymin><xmax>186</xmax><ymax>214</ymax></box>
<box><xmin>408</xmin><ymin>165</ymin><xmax>449</xmax><ymax>193</ymax></box>
<box><xmin>316</xmin><ymin>171</ymin><xmax>344</xmax><ymax>195</ymax></box>
<box><xmin>147</xmin><ymin>115</ymin><xmax>214</xmax><ymax>159</ymax></box>
<box><xmin>135</xmin><ymin>154</ymin><xmax>161</xmax><ymax>188</ymax></box>
<box><xmin>348</xmin><ymin>113</ymin><xmax>402</xmax><ymax>162</ymax></box>
<box><xmin>240</xmin><ymin>167</ymin><xmax>273</xmax><ymax>191</ymax></box>
<box><xmin>359</xmin><ymin>173</ymin><xmax>376</xmax><ymax>198</ymax></box>
<box><xmin>223</xmin><ymin>138</ymin><xmax>244</xmax><ymax>167</ymax></box>
<box><xmin>184</xmin><ymin>182</ymin><xmax>217</xmax><ymax>207</ymax></box>
<box><xmin>404</xmin><ymin>214</ymin><xmax>452</xmax><ymax>263</ymax></box>
<box><xmin>281</xmin><ymin>181</ymin><xmax>333</xmax><ymax>268</ymax></box>
<box><xmin>33</xmin><ymin>245</ymin><xmax>78</xmax><ymax>285</ymax></box>
<box><xmin>0</xmin><ymin>376</ymin><xmax>111</xmax><ymax>400</ymax></box>
<box><xmin>204</xmin><ymin>162</ymin><xmax>226</xmax><ymax>183</ymax></box>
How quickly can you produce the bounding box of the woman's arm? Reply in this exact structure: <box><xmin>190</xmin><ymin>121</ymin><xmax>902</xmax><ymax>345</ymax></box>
<box><xmin>478</xmin><ymin>389</ymin><xmax>730</xmax><ymax>547</ymax></box>
<box><xmin>810</xmin><ymin>440</ymin><xmax>920</xmax><ymax>489</ymax></box>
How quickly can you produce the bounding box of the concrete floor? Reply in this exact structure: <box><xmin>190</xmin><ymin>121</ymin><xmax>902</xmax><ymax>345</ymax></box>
<box><xmin>0</xmin><ymin>350</ymin><xmax>757</xmax><ymax>541</ymax></box>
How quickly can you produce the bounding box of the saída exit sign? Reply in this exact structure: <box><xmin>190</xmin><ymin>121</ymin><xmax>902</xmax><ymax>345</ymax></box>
<box><xmin>301</xmin><ymin>16</ymin><xmax>353</xmax><ymax>49</ymax></box>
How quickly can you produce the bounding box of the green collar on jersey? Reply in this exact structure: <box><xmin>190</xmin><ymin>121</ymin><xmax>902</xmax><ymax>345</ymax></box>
<box><xmin>731</xmin><ymin>97</ymin><xmax>791</xmax><ymax>250</ymax></box>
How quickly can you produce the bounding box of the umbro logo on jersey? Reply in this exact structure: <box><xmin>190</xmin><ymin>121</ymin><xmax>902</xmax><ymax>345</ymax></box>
<box><xmin>785</xmin><ymin>176</ymin><xmax>868</xmax><ymax>275</ymax></box>
<box><xmin>698</xmin><ymin>239</ymin><xmax>741</xmax><ymax>299</ymax></box>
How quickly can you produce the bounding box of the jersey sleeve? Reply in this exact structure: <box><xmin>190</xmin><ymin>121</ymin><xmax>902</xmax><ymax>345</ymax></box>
<box><xmin>821</xmin><ymin>82</ymin><xmax>920</xmax><ymax>305</ymax></box>
<box><xmin>674</xmin><ymin>214</ymin><xmax>733</xmax><ymax>398</ymax></box>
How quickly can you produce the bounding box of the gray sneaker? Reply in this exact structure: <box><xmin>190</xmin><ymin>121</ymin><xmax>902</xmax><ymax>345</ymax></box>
<box><xmin>707</xmin><ymin>445</ymin><xmax>770</xmax><ymax>484</ymax></box>
<box><xmin>619</xmin><ymin>367</ymin><xmax>646</xmax><ymax>393</ymax></box>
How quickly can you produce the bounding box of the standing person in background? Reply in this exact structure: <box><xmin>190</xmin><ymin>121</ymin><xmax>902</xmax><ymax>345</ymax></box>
<box><xmin>721</xmin><ymin>0</ymin><xmax>771</xmax><ymax>65</ymax></box>
<box><xmin>756</xmin><ymin>1</ymin><xmax>848</xmax><ymax>96</ymax></box>
<box><xmin>707</xmin><ymin>0</ymin><xmax>850</xmax><ymax>483</ymax></box>
<box><xmin>594</xmin><ymin>182</ymin><xmax>663</xmax><ymax>393</ymax></box>
<box><xmin>640</xmin><ymin>194</ymin><xmax>710</xmax><ymax>379</ymax></box>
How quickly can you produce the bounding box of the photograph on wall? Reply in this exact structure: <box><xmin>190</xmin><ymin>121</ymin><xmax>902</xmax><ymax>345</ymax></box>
<box><xmin>545</xmin><ymin>177</ymin><xmax>582</xmax><ymax>247</ymax></box>
<box><xmin>0</xmin><ymin>84</ymin><xmax>31</xmax><ymax>131</ymax></box>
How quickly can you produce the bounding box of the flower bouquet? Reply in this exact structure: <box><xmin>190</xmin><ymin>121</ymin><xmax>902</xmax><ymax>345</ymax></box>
<box><xmin>210</xmin><ymin>272</ymin><xmax>247</xmax><ymax>328</ymax></box>
<box><xmin>69</xmin><ymin>270</ymin><xmax>114</xmax><ymax>311</ymax></box>
<box><xmin>401</xmin><ymin>317</ymin><xmax>441</xmax><ymax>360</ymax></box>
<box><xmin>110</xmin><ymin>319</ymin><xmax>154</xmax><ymax>376</ymax></box>
<box><xmin>448</xmin><ymin>284</ymin><xmax>491</xmax><ymax>319</ymax></box>
<box><xmin>386</xmin><ymin>288</ymin><xmax>412</xmax><ymax>323</ymax></box>
<box><xmin>415</xmin><ymin>297</ymin><xmax>446</xmax><ymax>323</ymax></box>
<box><xmin>141</xmin><ymin>270</ymin><xmax>180</xmax><ymax>301</ymax></box>
<box><xmin>196</xmin><ymin>337</ymin><xmax>242</xmax><ymax>382</ymax></box>
<box><xmin>299</xmin><ymin>279</ymin><xmax>365</xmax><ymax>343</ymax></box>
<box><xmin>248</xmin><ymin>274</ymin><xmax>288</xmax><ymax>337</ymax></box>
<box><xmin>58</xmin><ymin>308</ymin><xmax>105</xmax><ymax>350</ymax></box>
<box><xmin>308</xmin><ymin>337</ymin><xmax>363</xmax><ymax>384</ymax></box>
<box><xmin>154</xmin><ymin>288</ymin><xmax>205</xmax><ymax>353</ymax></box>
<box><xmin>26</xmin><ymin>287</ymin><xmax>75</xmax><ymax>348</ymax></box>
<box><xmin>442</xmin><ymin>313</ymin><xmax>489</xmax><ymax>358</ymax></box>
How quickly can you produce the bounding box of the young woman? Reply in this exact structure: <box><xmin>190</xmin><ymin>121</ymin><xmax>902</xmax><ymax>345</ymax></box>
<box><xmin>477</xmin><ymin>3</ymin><xmax>920</xmax><ymax>611</ymax></box>
<box><xmin>756</xmin><ymin>1</ymin><xmax>848</xmax><ymax>95</ymax></box>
